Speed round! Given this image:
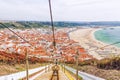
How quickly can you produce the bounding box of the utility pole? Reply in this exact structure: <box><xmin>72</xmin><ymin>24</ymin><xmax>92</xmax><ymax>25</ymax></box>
<box><xmin>62</xmin><ymin>61</ymin><xmax>64</xmax><ymax>72</ymax></box>
<box><xmin>45</xmin><ymin>64</ymin><xmax>47</xmax><ymax>73</ymax></box>
<box><xmin>48</xmin><ymin>56</ymin><xmax>50</xmax><ymax>71</ymax></box>
<box><xmin>64</xmin><ymin>59</ymin><xmax>65</xmax><ymax>73</ymax></box>
<box><xmin>76</xmin><ymin>50</ymin><xmax>79</xmax><ymax>80</ymax></box>
<box><xmin>25</xmin><ymin>49</ymin><xmax>29</xmax><ymax>80</ymax></box>
<box><xmin>45</xmin><ymin>47</ymin><xmax>47</xmax><ymax>73</ymax></box>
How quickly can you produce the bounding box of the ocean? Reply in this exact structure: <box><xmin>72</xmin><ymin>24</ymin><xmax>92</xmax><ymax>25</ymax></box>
<box><xmin>94</xmin><ymin>27</ymin><xmax>120</xmax><ymax>47</ymax></box>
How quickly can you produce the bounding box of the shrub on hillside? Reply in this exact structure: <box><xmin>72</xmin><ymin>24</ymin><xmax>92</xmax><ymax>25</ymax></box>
<box><xmin>78</xmin><ymin>59</ymin><xmax>98</xmax><ymax>66</ymax></box>
<box><xmin>0</xmin><ymin>51</ymin><xmax>47</xmax><ymax>65</ymax></box>
<box><xmin>97</xmin><ymin>57</ymin><xmax>120</xmax><ymax>70</ymax></box>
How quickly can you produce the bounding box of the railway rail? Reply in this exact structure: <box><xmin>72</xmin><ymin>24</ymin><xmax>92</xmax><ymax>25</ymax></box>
<box><xmin>50</xmin><ymin>65</ymin><xmax>60</xmax><ymax>80</ymax></box>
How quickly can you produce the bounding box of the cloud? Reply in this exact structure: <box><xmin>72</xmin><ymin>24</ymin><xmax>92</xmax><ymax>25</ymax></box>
<box><xmin>0</xmin><ymin>0</ymin><xmax>120</xmax><ymax>21</ymax></box>
<box><xmin>0</xmin><ymin>0</ymin><xmax>50</xmax><ymax>21</ymax></box>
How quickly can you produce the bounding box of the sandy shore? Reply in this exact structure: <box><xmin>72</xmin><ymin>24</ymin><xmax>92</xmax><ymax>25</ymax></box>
<box><xmin>69</xmin><ymin>28</ymin><xmax>120</xmax><ymax>60</ymax></box>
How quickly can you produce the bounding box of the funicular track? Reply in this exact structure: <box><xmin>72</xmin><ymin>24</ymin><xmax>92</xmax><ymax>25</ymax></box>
<box><xmin>50</xmin><ymin>72</ymin><xmax>59</xmax><ymax>80</ymax></box>
<box><xmin>50</xmin><ymin>65</ymin><xmax>59</xmax><ymax>80</ymax></box>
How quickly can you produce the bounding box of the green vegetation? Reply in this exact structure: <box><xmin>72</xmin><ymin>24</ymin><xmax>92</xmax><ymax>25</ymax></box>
<box><xmin>97</xmin><ymin>56</ymin><xmax>120</xmax><ymax>70</ymax></box>
<box><xmin>1</xmin><ymin>21</ymin><xmax>120</xmax><ymax>29</ymax></box>
<box><xmin>67</xmin><ymin>56</ymin><xmax>120</xmax><ymax>80</ymax></box>
<box><xmin>0</xmin><ymin>51</ymin><xmax>51</xmax><ymax>76</ymax></box>
<box><xmin>0</xmin><ymin>51</ymin><xmax>50</xmax><ymax>66</ymax></box>
<box><xmin>67</xmin><ymin>56</ymin><xmax>120</xmax><ymax>70</ymax></box>
<box><xmin>65</xmin><ymin>58</ymin><xmax>97</xmax><ymax>66</ymax></box>
<box><xmin>0</xmin><ymin>21</ymin><xmax>86</xmax><ymax>29</ymax></box>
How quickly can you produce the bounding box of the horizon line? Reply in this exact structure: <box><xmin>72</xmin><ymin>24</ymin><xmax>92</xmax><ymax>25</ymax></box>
<box><xmin>1</xmin><ymin>20</ymin><xmax>120</xmax><ymax>22</ymax></box>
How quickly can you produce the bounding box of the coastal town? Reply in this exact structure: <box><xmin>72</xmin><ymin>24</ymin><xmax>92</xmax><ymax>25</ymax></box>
<box><xmin>0</xmin><ymin>25</ymin><xmax>120</xmax><ymax>80</ymax></box>
<box><xmin>0</xmin><ymin>27</ymin><xmax>95</xmax><ymax>63</ymax></box>
<box><xmin>1</xmin><ymin>27</ymin><xmax>120</xmax><ymax>62</ymax></box>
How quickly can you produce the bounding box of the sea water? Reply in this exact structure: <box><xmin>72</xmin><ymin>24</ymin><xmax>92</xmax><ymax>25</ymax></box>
<box><xmin>94</xmin><ymin>27</ymin><xmax>120</xmax><ymax>47</ymax></box>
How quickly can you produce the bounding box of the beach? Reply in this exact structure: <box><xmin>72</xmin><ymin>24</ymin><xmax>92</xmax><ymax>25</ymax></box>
<box><xmin>69</xmin><ymin>28</ymin><xmax>120</xmax><ymax>60</ymax></box>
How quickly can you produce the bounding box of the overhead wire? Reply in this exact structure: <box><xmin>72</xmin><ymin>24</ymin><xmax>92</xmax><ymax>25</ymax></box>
<box><xmin>0</xmin><ymin>23</ymin><xmax>33</xmax><ymax>47</ymax></box>
<box><xmin>88</xmin><ymin>37</ymin><xmax>120</xmax><ymax>52</ymax></box>
<box><xmin>48</xmin><ymin>0</ymin><xmax>56</xmax><ymax>50</ymax></box>
<box><xmin>0</xmin><ymin>23</ymin><xmax>34</xmax><ymax>80</ymax></box>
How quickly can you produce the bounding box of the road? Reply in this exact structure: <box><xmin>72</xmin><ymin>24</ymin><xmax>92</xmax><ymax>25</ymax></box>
<box><xmin>65</xmin><ymin>66</ymin><xmax>105</xmax><ymax>80</ymax></box>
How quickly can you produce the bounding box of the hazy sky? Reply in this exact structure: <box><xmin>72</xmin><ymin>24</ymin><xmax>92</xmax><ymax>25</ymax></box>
<box><xmin>0</xmin><ymin>0</ymin><xmax>120</xmax><ymax>21</ymax></box>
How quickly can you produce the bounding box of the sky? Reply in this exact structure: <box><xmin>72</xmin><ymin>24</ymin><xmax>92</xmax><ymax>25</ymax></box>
<box><xmin>0</xmin><ymin>0</ymin><xmax>120</xmax><ymax>21</ymax></box>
